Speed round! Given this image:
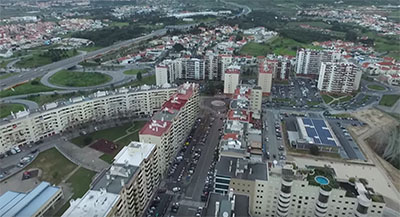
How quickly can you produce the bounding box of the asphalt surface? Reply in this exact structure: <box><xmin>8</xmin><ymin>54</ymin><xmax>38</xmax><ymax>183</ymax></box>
<box><xmin>0</xmin><ymin>28</ymin><xmax>169</xmax><ymax>90</ymax></box>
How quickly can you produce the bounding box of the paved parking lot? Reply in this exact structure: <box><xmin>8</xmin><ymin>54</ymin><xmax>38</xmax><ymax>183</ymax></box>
<box><xmin>269</xmin><ymin>78</ymin><xmax>323</xmax><ymax>110</ymax></box>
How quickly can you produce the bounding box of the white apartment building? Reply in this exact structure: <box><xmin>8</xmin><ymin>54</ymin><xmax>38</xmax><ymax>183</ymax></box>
<box><xmin>250</xmin><ymin>165</ymin><xmax>386</xmax><ymax>217</ymax></box>
<box><xmin>155</xmin><ymin>64</ymin><xmax>169</xmax><ymax>85</ymax></box>
<box><xmin>139</xmin><ymin>83</ymin><xmax>200</xmax><ymax>176</ymax></box>
<box><xmin>258</xmin><ymin>59</ymin><xmax>273</xmax><ymax>96</ymax></box>
<box><xmin>62</xmin><ymin>141</ymin><xmax>159</xmax><ymax>217</ymax></box>
<box><xmin>219</xmin><ymin>54</ymin><xmax>233</xmax><ymax>81</ymax></box>
<box><xmin>0</xmin><ymin>85</ymin><xmax>177</xmax><ymax>154</ymax></box>
<box><xmin>224</xmin><ymin>67</ymin><xmax>240</xmax><ymax>95</ymax></box>
<box><xmin>317</xmin><ymin>62</ymin><xmax>362</xmax><ymax>93</ymax></box>
<box><xmin>205</xmin><ymin>51</ymin><xmax>219</xmax><ymax>80</ymax></box>
<box><xmin>296</xmin><ymin>49</ymin><xmax>341</xmax><ymax>77</ymax></box>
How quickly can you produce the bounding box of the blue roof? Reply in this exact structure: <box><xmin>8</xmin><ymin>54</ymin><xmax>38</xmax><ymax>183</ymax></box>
<box><xmin>302</xmin><ymin>118</ymin><xmax>337</xmax><ymax>147</ymax></box>
<box><xmin>0</xmin><ymin>182</ymin><xmax>61</xmax><ymax>217</ymax></box>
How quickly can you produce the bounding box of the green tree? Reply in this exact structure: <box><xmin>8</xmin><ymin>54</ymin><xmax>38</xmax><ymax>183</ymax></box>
<box><xmin>309</xmin><ymin>145</ymin><xmax>320</xmax><ymax>156</ymax></box>
<box><xmin>84</xmin><ymin>137</ymin><xmax>93</xmax><ymax>146</ymax></box>
<box><xmin>136</xmin><ymin>72</ymin><xmax>142</xmax><ymax>81</ymax></box>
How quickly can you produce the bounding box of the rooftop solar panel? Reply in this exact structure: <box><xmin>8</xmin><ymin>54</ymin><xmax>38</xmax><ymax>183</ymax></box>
<box><xmin>302</xmin><ymin>118</ymin><xmax>337</xmax><ymax>147</ymax></box>
<box><xmin>302</xmin><ymin>118</ymin><xmax>313</xmax><ymax>126</ymax></box>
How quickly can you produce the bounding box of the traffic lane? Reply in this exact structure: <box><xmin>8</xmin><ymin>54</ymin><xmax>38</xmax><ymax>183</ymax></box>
<box><xmin>176</xmin><ymin>205</ymin><xmax>197</xmax><ymax>217</ymax></box>
<box><xmin>263</xmin><ymin>110</ymin><xmax>280</xmax><ymax>160</ymax></box>
<box><xmin>0</xmin><ymin>31</ymin><xmax>162</xmax><ymax>89</ymax></box>
<box><xmin>185</xmin><ymin>117</ymin><xmax>223</xmax><ymax>201</ymax></box>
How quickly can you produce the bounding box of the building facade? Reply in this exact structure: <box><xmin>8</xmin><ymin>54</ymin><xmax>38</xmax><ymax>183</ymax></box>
<box><xmin>224</xmin><ymin>67</ymin><xmax>240</xmax><ymax>95</ymax></box>
<box><xmin>317</xmin><ymin>62</ymin><xmax>362</xmax><ymax>93</ymax></box>
<box><xmin>139</xmin><ymin>83</ymin><xmax>200</xmax><ymax>176</ymax></box>
<box><xmin>258</xmin><ymin>59</ymin><xmax>273</xmax><ymax>96</ymax></box>
<box><xmin>295</xmin><ymin>49</ymin><xmax>341</xmax><ymax>77</ymax></box>
<box><xmin>63</xmin><ymin>141</ymin><xmax>159</xmax><ymax>217</ymax></box>
<box><xmin>0</xmin><ymin>85</ymin><xmax>177</xmax><ymax>154</ymax></box>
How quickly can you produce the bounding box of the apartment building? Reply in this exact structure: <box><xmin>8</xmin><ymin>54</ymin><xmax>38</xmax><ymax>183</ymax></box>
<box><xmin>0</xmin><ymin>85</ymin><xmax>177</xmax><ymax>154</ymax></box>
<box><xmin>62</xmin><ymin>141</ymin><xmax>159</xmax><ymax>217</ymax></box>
<box><xmin>317</xmin><ymin>61</ymin><xmax>362</xmax><ymax>93</ymax></box>
<box><xmin>224</xmin><ymin>66</ymin><xmax>240</xmax><ymax>95</ymax></box>
<box><xmin>250</xmin><ymin>164</ymin><xmax>386</xmax><ymax>217</ymax></box>
<box><xmin>258</xmin><ymin>59</ymin><xmax>273</xmax><ymax>96</ymax></box>
<box><xmin>205</xmin><ymin>51</ymin><xmax>219</xmax><ymax>80</ymax></box>
<box><xmin>295</xmin><ymin>49</ymin><xmax>341</xmax><ymax>77</ymax></box>
<box><xmin>219</xmin><ymin>54</ymin><xmax>233</xmax><ymax>81</ymax></box>
<box><xmin>139</xmin><ymin>83</ymin><xmax>200</xmax><ymax>176</ymax></box>
<box><xmin>155</xmin><ymin>64</ymin><xmax>169</xmax><ymax>85</ymax></box>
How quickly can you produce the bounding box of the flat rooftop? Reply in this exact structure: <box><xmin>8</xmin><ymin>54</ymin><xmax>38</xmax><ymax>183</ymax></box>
<box><xmin>0</xmin><ymin>182</ymin><xmax>61</xmax><ymax>217</ymax></box>
<box><xmin>298</xmin><ymin>117</ymin><xmax>338</xmax><ymax>147</ymax></box>
<box><xmin>113</xmin><ymin>141</ymin><xmax>155</xmax><ymax>167</ymax></box>
<box><xmin>204</xmin><ymin>193</ymin><xmax>250</xmax><ymax>217</ymax></box>
<box><xmin>91</xmin><ymin>164</ymin><xmax>138</xmax><ymax>194</ymax></box>
<box><xmin>216</xmin><ymin>156</ymin><xmax>268</xmax><ymax>181</ymax></box>
<box><xmin>62</xmin><ymin>190</ymin><xmax>120</xmax><ymax>217</ymax></box>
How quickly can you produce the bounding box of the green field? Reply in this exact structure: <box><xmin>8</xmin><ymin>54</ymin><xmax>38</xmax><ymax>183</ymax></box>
<box><xmin>339</xmin><ymin>95</ymin><xmax>353</xmax><ymax>103</ymax></box>
<box><xmin>118</xmin><ymin>74</ymin><xmax>156</xmax><ymax>88</ymax></box>
<box><xmin>321</xmin><ymin>95</ymin><xmax>334</xmax><ymax>104</ymax></box>
<box><xmin>123</xmin><ymin>68</ymin><xmax>147</xmax><ymax>75</ymax></box>
<box><xmin>0</xmin><ymin>78</ymin><xmax>56</xmax><ymax>98</ymax></box>
<box><xmin>26</xmin><ymin>148</ymin><xmax>78</xmax><ymax>185</ymax></box>
<box><xmin>67</xmin><ymin>167</ymin><xmax>96</xmax><ymax>199</ymax></box>
<box><xmin>78</xmin><ymin>46</ymin><xmax>102</xmax><ymax>52</ymax></box>
<box><xmin>49</xmin><ymin>70</ymin><xmax>112</xmax><ymax>87</ymax></box>
<box><xmin>15</xmin><ymin>50</ymin><xmax>77</xmax><ymax>68</ymax></box>
<box><xmin>0</xmin><ymin>59</ymin><xmax>12</xmax><ymax>68</ymax></box>
<box><xmin>379</xmin><ymin>94</ymin><xmax>400</xmax><ymax>107</ymax></box>
<box><xmin>240</xmin><ymin>37</ymin><xmax>321</xmax><ymax>56</ymax></box>
<box><xmin>109</xmin><ymin>21</ymin><xmax>130</xmax><ymax>27</ymax></box>
<box><xmin>71</xmin><ymin>121</ymin><xmax>146</xmax><ymax>163</ymax></box>
<box><xmin>25</xmin><ymin>92</ymin><xmax>81</xmax><ymax>106</ymax></box>
<box><xmin>0</xmin><ymin>103</ymin><xmax>25</xmax><ymax>118</ymax></box>
<box><xmin>367</xmin><ymin>84</ymin><xmax>386</xmax><ymax>91</ymax></box>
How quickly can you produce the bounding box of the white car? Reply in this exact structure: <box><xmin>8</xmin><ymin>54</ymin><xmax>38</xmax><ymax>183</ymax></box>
<box><xmin>172</xmin><ymin>187</ymin><xmax>181</xmax><ymax>192</ymax></box>
<box><xmin>14</xmin><ymin>147</ymin><xmax>21</xmax><ymax>153</ymax></box>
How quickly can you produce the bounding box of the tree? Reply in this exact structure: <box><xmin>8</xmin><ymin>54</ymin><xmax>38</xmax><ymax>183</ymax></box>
<box><xmin>136</xmin><ymin>72</ymin><xmax>142</xmax><ymax>81</ymax></box>
<box><xmin>173</xmin><ymin>43</ymin><xmax>185</xmax><ymax>52</ymax></box>
<box><xmin>31</xmin><ymin>80</ymin><xmax>39</xmax><ymax>85</ymax></box>
<box><xmin>345</xmin><ymin>31</ymin><xmax>358</xmax><ymax>42</ymax></box>
<box><xmin>84</xmin><ymin>137</ymin><xmax>93</xmax><ymax>146</ymax></box>
<box><xmin>309</xmin><ymin>145</ymin><xmax>320</xmax><ymax>156</ymax></box>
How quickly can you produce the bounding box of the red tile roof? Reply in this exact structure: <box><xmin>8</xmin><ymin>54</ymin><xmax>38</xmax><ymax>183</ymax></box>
<box><xmin>139</xmin><ymin>120</ymin><xmax>172</xmax><ymax>137</ymax></box>
<box><xmin>223</xmin><ymin>133</ymin><xmax>239</xmax><ymax>140</ymax></box>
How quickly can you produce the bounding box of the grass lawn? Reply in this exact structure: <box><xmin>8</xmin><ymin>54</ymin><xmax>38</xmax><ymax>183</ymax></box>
<box><xmin>123</xmin><ymin>68</ymin><xmax>147</xmax><ymax>75</ymax></box>
<box><xmin>367</xmin><ymin>84</ymin><xmax>386</xmax><ymax>91</ymax></box>
<box><xmin>0</xmin><ymin>103</ymin><xmax>25</xmax><ymax>118</ymax></box>
<box><xmin>70</xmin><ymin>121</ymin><xmax>145</xmax><ymax>147</ymax></box>
<box><xmin>0</xmin><ymin>78</ymin><xmax>56</xmax><ymax>98</ymax></box>
<box><xmin>109</xmin><ymin>21</ymin><xmax>130</xmax><ymax>27</ymax></box>
<box><xmin>98</xmin><ymin>121</ymin><xmax>147</xmax><ymax>163</ymax></box>
<box><xmin>118</xmin><ymin>75</ymin><xmax>156</xmax><ymax>88</ymax></box>
<box><xmin>78</xmin><ymin>46</ymin><xmax>102</xmax><ymax>52</ymax></box>
<box><xmin>379</xmin><ymin>94</ymin><xmax>400</xmax><ymax>107</ymax></box>
<box><xmin>321</xmin><ymin>95</ymin><xmax>334</xmax><ymax>104</ymax></box>
<box><xmin>49</xmin><ymin>70</ymin><xmax>112</xmax><ymax>87</ymax></box>
<box><xmin>67</xmin><ymin>167</ymin><xmax>96</xmax><ymax>199</ymax></box>
<box><xmin>26</xmin><ymin>148</ymin><xmax>77</xmax><ymax>185</ymax></box>
<box><xmin>0</xmin><ymin>59</ymin><xmax>12</xmax><ymax>68</ymax></box>
<box><xmin>54</xmin><ymin>167</ymin><xmax>96</xmax><ymax>217</ymax></box>
<box><xmin>339</xmin><ymin>95</ymin><xmax>353</xmax><ymax>103</ymax></box>
<box><xmin>25</xmin><ymin>92</ymin><xmax>81</xmax><ymax>106</ymax></box>
<box><xmin>240</xmin><ymin>36</ymin><xmax>321</xmax><ymax>56</ymax></box>
<box><xmin>15</xmin><ymin>50</ymin><xmax>76</xmax><ymax>68</ymax></box>
<box><xmin>307</xmin><ymin>101</ymin><xmax>320</xmax><ymax>106</ymax></box>
<box><xmin>0</xmin><ymin>72</ymin><xmax>18</xmax><ymax>80</ymax></box>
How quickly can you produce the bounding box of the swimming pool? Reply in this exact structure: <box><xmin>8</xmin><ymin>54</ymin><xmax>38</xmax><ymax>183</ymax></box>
<box><xmin>315</xmin><ymin>176</ymin><xmax>329</xmax><ymax>185</ymax></box>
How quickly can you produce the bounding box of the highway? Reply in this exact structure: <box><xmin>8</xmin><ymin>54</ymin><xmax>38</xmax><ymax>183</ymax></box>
<box><xmin>0</xmin><ymin>29</ymin><xmax>168</xmax><ymax>90</ymax></box>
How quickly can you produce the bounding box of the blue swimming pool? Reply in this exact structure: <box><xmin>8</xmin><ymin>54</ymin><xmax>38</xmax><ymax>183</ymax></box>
<box><xmin>315</xmin><ymin>176</ymin><xmax>329</xmax><ymax>185</ymax></box>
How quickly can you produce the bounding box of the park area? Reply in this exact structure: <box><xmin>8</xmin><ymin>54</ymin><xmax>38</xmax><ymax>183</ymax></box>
<box><xmin>379</xmin><ymin>94</ymin><xmax>400</xmax><ymax>107</ymax></box>
<box><xmin>0</xmin><ymin>103</ymin><xmax>25</xmax><ymax>118</ymax></box>
<box><xmin>123</xmin><ymin>68</ymin><xmax>147</xmax><ymax>75</ymax></box>
<box><xmin>0</xmin><ymin>78</ymin><xmax>56</xmax><ymax>98</ymax></box>
<box><xmin>367</xmin><ymin>84</ymin><xmax>386</xmax><ymax>91</ymax></box>
<box><xmin>24</xmin><ymin>148</ymin><xmax>97</xmax><ymax>216</ymax></box>
<box><xmin>239</xmin><ymin>36</ymin><xmax>321</xmax><ymax>56</ymax></box>
<box><xmin>15</xmin><ymin>49</ymin><xmax>78</xmax><ymax>68</ymax></box>
<box><xmin>49</xmin><ymin>70</ymin><xmax>112</xmax><ymax>87</ymax></box>
<box><xmin>70</xmin><ymin>121</ymin><xmax>147</xmax><ymax>163</ymax></box>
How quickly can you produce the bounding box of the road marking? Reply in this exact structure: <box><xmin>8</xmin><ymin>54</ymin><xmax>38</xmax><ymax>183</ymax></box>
<box><xmin>188</xmin><ymin>208</ymin><xmax>197</xmax><ymax>211</ymax></box>
<box><xmin>185</xmin><ymin>196</ymin><xmax>192</xmax><ymax>199</ymax></box>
